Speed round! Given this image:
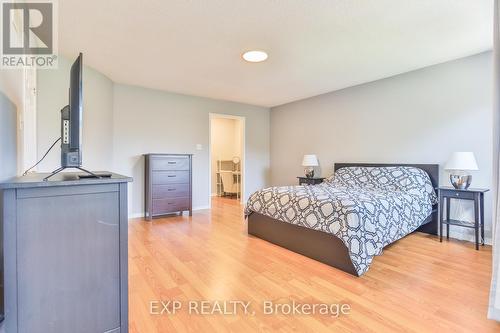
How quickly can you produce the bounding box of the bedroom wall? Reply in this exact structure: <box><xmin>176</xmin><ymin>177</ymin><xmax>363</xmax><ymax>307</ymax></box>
<box><xmin>270</xmin><ymin>51</ymin><xmax>493</xmax><ymax>243</ymax></box>
<box><xmin>0</xmin><ymin>92</ymin><xmax>17</xmax><ymax>182</ymax></box>
<box><xmin>36</xmin><ymin>57</ymin><xmax>270</xmax><ymax>217</ymax></box>
<box><xmin>0</xmin><ymin>69</ymin><xmax>23</xmax><ymax>181</ymax></box>
<box><xmin>112</xmin><ymin>84</ymin><xmax>270</xmax><ymax>217</ymax></box>
<box><xmin>36</xmin><ymin>56</ymin><xmax>115</xmax><ymax>172</ymax></box>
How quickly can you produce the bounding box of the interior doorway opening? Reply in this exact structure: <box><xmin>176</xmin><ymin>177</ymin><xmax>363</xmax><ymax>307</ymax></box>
<box><xmin>209</xmin><ymin>114</ymin><xmax>245</xmax><ymax>205</ymax></box>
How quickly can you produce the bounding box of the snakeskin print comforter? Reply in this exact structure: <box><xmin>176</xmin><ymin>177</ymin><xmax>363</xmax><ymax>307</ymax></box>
<box><xmin>245</xmin><ymin>166</ymin><xmax>438</xmax><ymax>275</ymax></box>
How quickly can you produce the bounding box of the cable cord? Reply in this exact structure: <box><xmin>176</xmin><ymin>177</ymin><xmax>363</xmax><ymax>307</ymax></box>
<box><xmin>22</xmin><ymin>137</ymin><xmax>61</xmax><ymax>176</ymax></box>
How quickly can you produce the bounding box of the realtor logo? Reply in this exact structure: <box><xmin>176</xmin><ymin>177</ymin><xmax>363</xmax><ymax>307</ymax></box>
<box><xmin>1</xmin><ymin>0</ymin><xmax>58</xmax><ymax>68</ymax></box>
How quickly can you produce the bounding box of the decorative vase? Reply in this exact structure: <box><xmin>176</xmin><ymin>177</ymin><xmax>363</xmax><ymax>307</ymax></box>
<box><xmin>450</xmin><ymin>174</ymin><xmax>472</xmax><ymax>190</ymax></box>
<box><xmin>305</xmin><ymin>168</ymin><xmax>314</xmax><ymax>178</ymax></box>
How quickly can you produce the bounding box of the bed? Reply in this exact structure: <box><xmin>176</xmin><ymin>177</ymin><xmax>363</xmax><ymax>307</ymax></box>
<box><xmin>245</xmin><ymin>163</ymin><xmax>439</xmax><ymax>276</ymax></box>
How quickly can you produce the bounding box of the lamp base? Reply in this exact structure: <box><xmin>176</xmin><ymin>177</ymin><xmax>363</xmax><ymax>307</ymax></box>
<box><xmin>305</xmin><ymin>168</ymin><xmax>315</xmax><ymax>178</ymax></box>
<box><xmin>450</xmin><ymin>174</ymin><xmax>472</xmax><ymax>190</ymax></box>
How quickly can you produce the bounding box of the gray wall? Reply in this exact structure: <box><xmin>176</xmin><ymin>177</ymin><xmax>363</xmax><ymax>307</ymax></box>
<box><xmin>37</xmin><ymin>57</ymin><xmax>114</xmax><ymax>172</ymax></box>
<box><xmin>36</xmin><ymin>52</ymin><xmax>493</xmax><ymax>243</ymax></box>
<box><xmin>0</xmin><ymin>92</ymin><xmax>17</xmax><ymax>181</ymax></box>
<box><xmin>112</xmin><ymin>84</ymin><xmax>270</xmax><ymax>216</ymax></box>
<box><xmin>36</xmin><ymin>59</ymin><xmax>270</xmax><ymax>216</ymax></box>
<box><xmin>0</xmin><ymin>69</ymin><xmax>23</xmax><ymax>181</ymax></box>
<box><xmin>270</xmin><ymin>52</ymin><xmax>493</xmax><ymax>243</ymax></box>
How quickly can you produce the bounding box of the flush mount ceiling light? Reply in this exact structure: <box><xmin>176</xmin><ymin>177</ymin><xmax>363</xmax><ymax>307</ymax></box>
<box><xmin>242</xmin><ymin>50</ymin><xmax>268</xmax><ymax>63</ymax></box>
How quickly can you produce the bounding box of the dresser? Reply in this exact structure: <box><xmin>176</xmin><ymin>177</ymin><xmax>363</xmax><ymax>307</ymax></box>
<box><xmin>0</xmin><ymin>172</ymin><xmax>131</xmax><ymax>333</ymax></box>
<box><xmin>145</xmin><ymin>154</ymin><xmax>193</xmax><ymax>220</ymax></box>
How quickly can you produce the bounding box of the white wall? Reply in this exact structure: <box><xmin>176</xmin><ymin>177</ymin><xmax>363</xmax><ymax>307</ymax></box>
<box><xmin>0</xmin><ymin>69</ymin><xmax>23</xmax><ymax>181</ymax></box>
<box><xmin>0</xmin><ymin>92</ymin><xmax>17</xmax><ymax>181</ymax></box>
<box><xmin>210</xmin><ymin>117</ymin><xmax>242</xmax><ymax>195</ymax></box>
<box><xmin>112</xmin><ymin>84</ymin><xmax>270</xmax><ymax>216</ymax></box>
<box><xmin>270</xmin><ymin>52</ymin><xmax>493</xmax><ymax>243</ymax></box>
<box><xmin>36</xmin><ymin>56</ymin><xmax>114</xmax><ymax>172</ymax></box>
<box><xmin>36</xmin><ymin>59</ymin><xmax>270</xmax><ymax>217</ymax></box>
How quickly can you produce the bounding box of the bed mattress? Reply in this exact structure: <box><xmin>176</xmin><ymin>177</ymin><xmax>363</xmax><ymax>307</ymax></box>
<box><xmin>245</xmin><ymin>166</ymin><xmax>437</xmax><ymax>275</ymax></box>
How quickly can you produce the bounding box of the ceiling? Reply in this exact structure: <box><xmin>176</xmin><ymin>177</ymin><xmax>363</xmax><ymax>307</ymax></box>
<box><xmin>58</xmin><ymin>0</ymin><xmax>493</xmax><ymax>107</ymax></box>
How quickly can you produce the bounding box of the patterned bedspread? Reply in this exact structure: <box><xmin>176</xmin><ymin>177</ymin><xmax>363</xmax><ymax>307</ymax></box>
<box><xmin>245</xmin><ymin>166</ymin><xmax>437</xmax><ymax>275</ymax></box>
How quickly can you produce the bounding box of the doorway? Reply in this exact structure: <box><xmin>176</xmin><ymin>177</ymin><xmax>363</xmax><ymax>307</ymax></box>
<box><xmin>209</xmin><ymin>113</ymin><xmax>245</xmax><ymax>206</ymax></box>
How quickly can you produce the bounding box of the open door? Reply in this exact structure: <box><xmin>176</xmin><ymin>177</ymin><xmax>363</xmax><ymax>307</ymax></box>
<box><xmin>209</xmin><ymin>113</ymin><xmax>245</xmax><ymax>207</ymax></box>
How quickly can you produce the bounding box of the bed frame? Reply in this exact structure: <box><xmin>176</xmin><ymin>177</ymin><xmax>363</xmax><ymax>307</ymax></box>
<box><xmin>247</xmin><ymin>163</ymin><xmax>439</xmax><ymax>276</ymax></box>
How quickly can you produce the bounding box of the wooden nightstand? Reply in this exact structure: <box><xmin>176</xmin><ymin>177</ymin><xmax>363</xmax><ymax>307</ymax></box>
<box><xmin>297</xmin><ymin>177</ymin><xmax>325</xmax><ymax>185</ymax></box>
<box><xmin>438</xmin><ymin>186</ymin><xmax>489</xmax><ymax>250</ymax></box>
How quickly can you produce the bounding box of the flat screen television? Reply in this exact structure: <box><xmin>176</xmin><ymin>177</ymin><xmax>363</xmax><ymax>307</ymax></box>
<box><xmin>61</xmin><ymin>52</ymin><xmax>83</xmax><ymax>167</ymax></box>
<box><xmin>43</xmin><ymin>53</ymin><xmax>101</xmax><ymax>181</ymax></box>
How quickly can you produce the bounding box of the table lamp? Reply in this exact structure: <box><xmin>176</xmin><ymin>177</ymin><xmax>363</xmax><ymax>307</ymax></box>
<box><xmin>302</xmin><ymin>154</ymin><xmax>319</xmax><ymax>178</ymax></box>
<box><xmin>444</xmin><ymin>152</ymin><xmax>478</xmax><ymax>189</ymax></box>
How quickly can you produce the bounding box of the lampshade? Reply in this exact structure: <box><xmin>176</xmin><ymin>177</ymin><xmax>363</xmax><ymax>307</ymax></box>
<box><xmin>302</xmin><ymin>154</ymin><xmax>319</xmax><ymax>167</ymax></box>
<box><xmin>444</xmin><ymin>152</ymin><xmax>478</xmax><ymax>171</ymax></box>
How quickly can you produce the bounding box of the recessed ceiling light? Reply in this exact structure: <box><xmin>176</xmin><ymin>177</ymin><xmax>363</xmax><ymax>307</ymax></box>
<box><xmin>242</xmin><ymin>50</ymin><xmax>268</xmax><ymax>63</ymax></box>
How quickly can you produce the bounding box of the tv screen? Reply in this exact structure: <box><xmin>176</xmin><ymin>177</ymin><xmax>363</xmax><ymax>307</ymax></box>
<box><xmin>60</xmin><ymin>53</ymin><xmax>83</xmax><ymax>168</ymax></box>
<box><xmin>43</xmin><ymin>52</ymin><xmax>102</xmax><ymax>180</ymax></box>
<box><xmin>69</xmin><ymin>53</ymin><xmax>83</xmax><ymax>152</ymax></box>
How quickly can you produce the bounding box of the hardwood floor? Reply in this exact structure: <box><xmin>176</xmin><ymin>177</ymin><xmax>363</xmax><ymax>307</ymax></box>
<box><xmin>129</xmin><ymin>197</ymin><xmax>499</xmax><ymax>332</ymax></box>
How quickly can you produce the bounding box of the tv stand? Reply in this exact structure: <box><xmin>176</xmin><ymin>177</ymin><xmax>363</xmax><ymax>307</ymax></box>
<box><xmin>0</xmin><ymin>172</ymin><xmax>132</xmax><ymax>332</ymax></box>
<box><xmin>43</xmin><ymin>166</ymin><xmax>100</xmax><ymax>181</ymax></box>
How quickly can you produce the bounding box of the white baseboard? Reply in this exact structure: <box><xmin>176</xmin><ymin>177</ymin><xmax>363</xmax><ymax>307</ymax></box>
<box><xmin>129</xmin><ymin>213</ymin><xmax>144</xmax><ymax>219</ymax></box>
<box><xmin>129</xmin><ymin>205</ymin><xmax>211</xmax><ymax>219</ymax></box>
<box><xmin>446</xmin><ymin>228</ymin><xmax>492</xmax><ymax>245</ymax></box>
<box><xmin>193</xmin><ymin>205</ymin><xmax>211</xmax><ymax>211</ymax></box>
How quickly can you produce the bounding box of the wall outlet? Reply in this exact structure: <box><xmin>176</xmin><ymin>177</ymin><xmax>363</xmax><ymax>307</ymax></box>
<box><xmin>196</xmin><ymin>144</ymin><xmax>203</xmax><ymax>150</ymax></box>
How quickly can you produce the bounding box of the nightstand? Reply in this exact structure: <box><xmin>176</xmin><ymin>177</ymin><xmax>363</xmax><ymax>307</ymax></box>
<box><xmin>297</xmin><ymin>177</ymin><xmax>325</xmax><ymax>185</ymax></box>
<box><xmin>438</xmin><ymin>186</ymin><xmax>489</xmax><ymax>250</ymax></box>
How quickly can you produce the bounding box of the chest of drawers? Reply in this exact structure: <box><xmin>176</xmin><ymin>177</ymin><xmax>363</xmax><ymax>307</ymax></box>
<box><xmin>145</xmin><ymin>154</ymin><xmax>192</xmax><ymax>219</ymax></box>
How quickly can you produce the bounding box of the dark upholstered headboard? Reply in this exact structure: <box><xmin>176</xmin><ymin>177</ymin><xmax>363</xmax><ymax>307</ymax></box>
<box><xmin>333</xmin><ymin>163</ymin><xmax>439</xmax><ymax>235</ymax></box>
<box><xmin>334</xmin><ymin>163</ymin><xmax>439</xmax><ymax>190</ymax></box>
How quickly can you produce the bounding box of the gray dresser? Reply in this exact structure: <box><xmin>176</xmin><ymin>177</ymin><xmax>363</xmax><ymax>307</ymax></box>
<box><xmin>145</xmin><ymin>154</ymin><xmax>193</xmax><ymax>220</ymax></box>
<box><xmin>0</xmin><ymin>172</ymin><xmax>131</xmax><ymax>333</ymax></box>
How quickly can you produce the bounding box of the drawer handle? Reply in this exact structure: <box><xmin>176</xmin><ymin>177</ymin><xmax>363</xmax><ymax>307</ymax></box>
<box><xmin>168</xmin><ymin>188</ymin><xmax>175</xmax><ymax>191</ymax></box>
<box><xmin>168</xmin><ymin>161</ymin><xmax>176</xmax><ymax>164</ymax></box>
<box><xmin>456</xmin><ymin>193</ymin><xmax>460</xmax><ymax>197</ymax></box>
<box><xmin>168</xmin><ymin>175</ymin><xmax>176</xmax><ymax>178</ymax></box>
<box><xmin>168</xmin><ymin>202</ymin><xmax>174</xmax><ymax>205</ymax></box>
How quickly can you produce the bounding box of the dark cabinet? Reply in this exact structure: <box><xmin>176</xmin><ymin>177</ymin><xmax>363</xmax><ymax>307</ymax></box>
<box><xmin>145</xmin><ymin>154</ymin><xmax>193</xmax><ymax>220</ymax></box>
<box><xmin>438</xmin><ymin>186</ymin><xmax>489</xmax><ymax>250</ymax></box>
<box><xmin>297</xmin><ymin>177</ymin><xmax>325</xmax><ymax>185</ymax></box>
<box><xmin>0</xmin><ymin>173</ymin><xmax>131</xmax><ymax>333</ymax></box>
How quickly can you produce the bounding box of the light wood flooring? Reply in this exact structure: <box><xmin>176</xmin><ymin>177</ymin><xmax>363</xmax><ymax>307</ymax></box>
<box><xmin>129</xmin><ymin>197</ymin><xmax>499</xmax><ymax>332</ymax></box>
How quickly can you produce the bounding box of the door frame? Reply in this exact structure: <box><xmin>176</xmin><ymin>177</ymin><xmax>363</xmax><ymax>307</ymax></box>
<box><xmin>208</xmin><ymin>113</ymin><xmax>246</xmax><ymax>207</ymax></box>
<box><xmin>21</xmin><ymin>68</ymin><xmax>37</xmax><ymax>174</ymax></box>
